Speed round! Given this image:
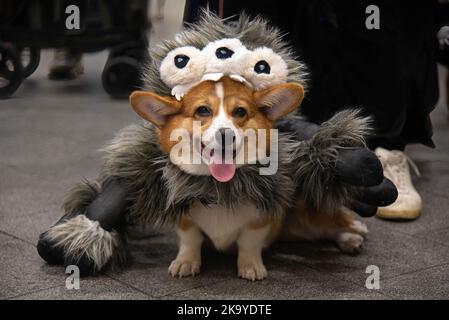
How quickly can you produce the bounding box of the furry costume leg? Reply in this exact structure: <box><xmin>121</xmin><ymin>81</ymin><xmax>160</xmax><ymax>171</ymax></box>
<box><xmin>37</xmin><ymin>176</ymin><xmax>129</xmax><ymax>276</ymax></box>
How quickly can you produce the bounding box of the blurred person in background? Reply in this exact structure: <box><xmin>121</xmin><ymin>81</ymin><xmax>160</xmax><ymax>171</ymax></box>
<box><xmin>153</xmin><ymin>0</ymin><xmax>166</xmax><ymax>20</ymax></box>
<box><xmin>48</xmin><ymin>49</ymin><xmax>83</xmax><ymax>80</ymax></box>
<box><xmin>184</xmin><ymin>0</ymin><xmax>447</xmax><ymax>220</ymax></box>
<box><xmin>48</xmin><ymin>0</ymin><xmax>149</xmax><ymax>80</ymax></box>
<box><xmin>437</xmin><ymin>0</ymin><xmax>449</xmax><ymax>111</ymax></box>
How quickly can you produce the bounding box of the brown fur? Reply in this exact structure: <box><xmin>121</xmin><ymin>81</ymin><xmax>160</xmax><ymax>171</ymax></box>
<box><xmin>131</xmin><ymin>76</ymin><xmax>304</xmax><ymax>161</ymax></box>
<box><xmin>278</xmin><ymin>200</ymin><xmax>354</xmax><ymax>242</ymax></box>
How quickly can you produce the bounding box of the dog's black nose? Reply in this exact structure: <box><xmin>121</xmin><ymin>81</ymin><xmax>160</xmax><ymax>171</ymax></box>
<box><xmin>216</xmin><ymin>128</ymin><xmax>235</xmax><ymax>147</ymax></box>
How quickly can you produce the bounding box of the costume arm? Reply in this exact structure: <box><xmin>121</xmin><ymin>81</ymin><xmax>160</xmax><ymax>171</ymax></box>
<box><xmin>85</xmin><ymin>176</ymin><xmax>128</xmax><ymax>231</ymax></box>
<box><xmin>277</xmin><ymin>113</ymin><xmax>397</xmax><ymax>217</ymax></box>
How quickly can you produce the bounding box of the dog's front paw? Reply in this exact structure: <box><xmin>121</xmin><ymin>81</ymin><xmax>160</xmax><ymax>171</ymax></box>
<box><xmin>168</xmin><ymin>258</ymin><xmax>201</xmax><ymax>278</ymax></box>
<box><xmin>238</xmin><ymin>257</ymin><xmax>267</xmax><ymax>281</ymax></box>
<box><xmin>336</xmin><ymin>232</ymin><xmax>364</xmax><ymax>254</ymax></box>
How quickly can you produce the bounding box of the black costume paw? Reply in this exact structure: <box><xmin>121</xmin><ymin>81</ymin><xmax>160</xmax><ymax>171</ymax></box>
<box><xmin>64</xmin><ymin>254</ymin><xmax>98</xmax><ymax>277</ymax></box>
<box><xmin>37</xmin><ymin>231</ymin><xmax>65</xmax><ymax>265</ymax></box>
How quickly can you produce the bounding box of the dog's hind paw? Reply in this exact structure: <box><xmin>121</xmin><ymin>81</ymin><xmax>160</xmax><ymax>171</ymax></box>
<box><xmin>336</xmin><ymin>232</ymin><xmax>364</xmax><ymax>254</ymax></box>
<box><xmin>168</xmin><ymin>258</ymin><xmax>201</xmax><ymax>278</ymax></box>
<box><xmin>349</xmin><ymin>220</ymin><xmax>369</xmax><ymax>237</ymax></box>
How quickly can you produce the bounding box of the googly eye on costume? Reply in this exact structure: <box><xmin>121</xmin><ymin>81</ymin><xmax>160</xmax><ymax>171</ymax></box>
<box><xmin>159</xmin><ymin>46</ymin><xmax>205</xmax><ymax>88</ymax></box>
<box><xmin>201</xmin><ymin>38</ymin><xmax>249</xmax><ymax>76</ymax></box>
<box><xmin>242</xmin><ymin>47</ymin><xmax>288</xmax><ymax>90</ymax></box>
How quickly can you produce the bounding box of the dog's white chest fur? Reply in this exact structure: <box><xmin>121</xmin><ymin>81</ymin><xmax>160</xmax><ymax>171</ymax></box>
<box><xmin>189</xmin><ymin>202</ymin><xmax>260</xmax><ymax>250</ymax></box>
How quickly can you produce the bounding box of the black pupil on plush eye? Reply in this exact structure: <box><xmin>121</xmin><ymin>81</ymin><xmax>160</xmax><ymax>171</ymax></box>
<box><xmin>174</xmin><ymin>55</ymin><xmax>190</xmax><ymax>68</ymax></box>
<box><xmin>233</xmin><ymin>107</ymin><xmax>247</xmax><ymax>118</ymax></box>
<box><xmin>215</xmin><ymin>47</ymin><xmax>234</xmax><ymax>59</ymax></box>
<box><xmin>254</xmin><ymin>60</ymin><xmax>271</xmax><ymax>74</ymax></box>
<box><xmin>196</xmin><ymin>106</ymin><xmax>211</xmax><ymax>116</ymax></box>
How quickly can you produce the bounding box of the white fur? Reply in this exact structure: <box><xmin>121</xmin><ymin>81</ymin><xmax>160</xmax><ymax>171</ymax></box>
<box><xmin>202</xmin><ymin>82</ymin><xmax>243</xmax><ymax>163</ymax></box>
<box><xmin>169</xmin><ymin>201</ymin><xmax>270</xmax><ymax>279</ymax></box>
<box><xmin>237</xmin><ymin>223</ymin><xmax>270</xmax><ymax>281</ymax></box>
<box><xmin>335</xmin><ymin>232</ymin><xmax>364</xmax><ymax>254</ymax></box>
<box><xmin>169</xmin><ymin>223</ymin><xmax>204</xmax><ymax>277</ymax></box>
<box><xmin>201</xmin><ymin>82</ymin><xmax>238</xmax><ymax>144</ymax></box>
<box><xmin>46</xmin><ymin>215</ymin><xmax>121</xmax><ymax>271</ymax></box>
<box><xmin>189</xmin><ymin>202</ymin><xmax>261</xmax><ymax>250</ymax></box>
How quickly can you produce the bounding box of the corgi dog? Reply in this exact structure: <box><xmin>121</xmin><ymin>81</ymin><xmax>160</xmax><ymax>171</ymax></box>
<box><xmin>130</xmin><ymin>76</ymin><xmax>368</xmax><ymax>281</ymax></box>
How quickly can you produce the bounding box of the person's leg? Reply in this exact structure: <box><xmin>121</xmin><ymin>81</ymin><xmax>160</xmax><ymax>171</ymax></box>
<box><xmin>368</xmin><ymin>114</ymin><xmax>422</xmax><ymax>221</ymax></box>
<box><xmin>444</xmin><ymin>71</ymin><xmax>449</xmax><ymax>114</ymax></box>
<box><xmin>156</xmin><ymin>0</ymin><xmax>165</xmax><ymax>20</ymax></box>
<box><xmin>48</xmin><ymin>49</ymin><xmax>84</xmax><ymax>80</ymax></box>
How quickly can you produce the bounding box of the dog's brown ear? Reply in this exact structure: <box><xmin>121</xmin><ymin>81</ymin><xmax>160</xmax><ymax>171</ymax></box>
<box><xmin>130</xmin><ymin>91</ymin><xmax>182</xmax><ymax>128</ymax></box>
<box><xmin>254</xmin><ymin>83</ymin><xmax>304</xmax><ymax>121</ymax></box>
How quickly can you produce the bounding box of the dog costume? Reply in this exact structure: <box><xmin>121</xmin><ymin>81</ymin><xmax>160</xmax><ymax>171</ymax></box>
<box><xmin>37</xmin><ymin>11</ymin><xmax>397</xmax><ymax>276</ymax></box>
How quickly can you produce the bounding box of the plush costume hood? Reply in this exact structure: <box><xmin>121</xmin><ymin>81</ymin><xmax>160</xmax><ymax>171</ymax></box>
<box><xmin>142</xmin><ymin>10</ymin><xmax>308</xmax><ymax>97</ymax></box>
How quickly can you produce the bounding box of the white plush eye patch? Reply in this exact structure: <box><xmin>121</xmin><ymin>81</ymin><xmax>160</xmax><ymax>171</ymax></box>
<box><xmin>159</xmin><ymin>38</ymin><xmax>288</xmax><ymax>100</ymax></box>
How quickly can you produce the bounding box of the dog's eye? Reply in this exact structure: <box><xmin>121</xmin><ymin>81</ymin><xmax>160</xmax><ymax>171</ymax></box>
<box><xmin>195</xmin><ymin>106</ymin><xmax>212</xmax><ymax>117</ymax></box>
<box><xmin>232</xmin><ymin>107</ymin><xmax>247</xmax><ymax>118</ymax></box>
<box><xmin>215</xmin><ymin>47</ymin><xmax>234</xmax><ymax>59</ymax></box>
<box><xmin>254</xmin><ymin>60</ymin><xmax>271</xmax><ymax>74</ymax></box>
<box><xmin>174</xmin><ymin>54</ymin><xmax>190</xmax><ymax>68</ymax></box>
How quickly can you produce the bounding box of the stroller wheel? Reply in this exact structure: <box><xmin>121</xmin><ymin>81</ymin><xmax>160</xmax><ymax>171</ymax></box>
<box><xmin>109</xmin><ymin>37</ymin><xmax>148</xmax><ymax>61</ymax></box>
<box><xmin>18</xmin><ymin>47</ymin><xmax>41</xmax><ymax>78</ymax></box>
<box><xmin>0</xmin><ymin>43</ymin><xmax>23</xmax><ymax>98</ymax></box>
<box><xmin>102</xmin><ymin>56</ymin><xmax>141</xmax><ymax>99</ymax></box>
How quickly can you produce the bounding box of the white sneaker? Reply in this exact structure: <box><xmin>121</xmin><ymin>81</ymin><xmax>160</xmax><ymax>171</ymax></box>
<box><xmin>375</xmin><ymin>147</ymin><xmax>422</xmax><ymax>220</ymax></box>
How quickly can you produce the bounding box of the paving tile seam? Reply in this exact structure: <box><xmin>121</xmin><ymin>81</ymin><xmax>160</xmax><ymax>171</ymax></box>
<box><xmin>389</xmin><ymin>227</ymin><xmax>449</xmax><ymax>247</ymax></box>
<box><xmin>366</xmin><ymin>222</ymin><xmax>449</xmax><ymax>248</ymax></box>
<box><xmin>0</xmin><ymin>229</ymin><xmax>35</xmax><ymax>247</ymax></box>
<box><xmin>156</xmin><ymin>278</ymin><xmax>232</xmax><ymax>299</ymax></box>
<box><xmin>287</xmin><ymin>260</ymin><xmax>397</xmax><ymax>300</ymax></box>
<box><xmin>376</xmin><ymin>262</ymin><xmax>449</xmax><ymax>299</ymax></box>
<box><xmin>269</xmin><ymin>245</ymin><xmax>397</xmax><ymax>297</ymax></box>
<box><xmin>104</xmin><ymin>274</ymin><xmax>153</xmax><ymax>299</ymax></box>
<box><xmin>4</xmin><ymin>284</ymin><xmax>62</xmax><ymax>300</ymax></box>
<box><xmin>381</xmin><ymin>261</ymin><xmax>449</xmax><ymax>282</ymax></box>
<box><xmin>402</xmin><ymin>227</ymin><xmax>449</xmax><ymax>248</ymax></box>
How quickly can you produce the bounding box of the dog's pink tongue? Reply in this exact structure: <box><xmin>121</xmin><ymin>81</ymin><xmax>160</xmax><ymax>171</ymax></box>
<box><xmin>208</xmin><ymin>155</ymin><xmax>236</xmax><ymax>183</ymax></box>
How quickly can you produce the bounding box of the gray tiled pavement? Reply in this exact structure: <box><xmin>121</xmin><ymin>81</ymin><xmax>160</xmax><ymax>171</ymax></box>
<box><xmin>1</xmin><ymin>3</ymin><xmax>449</xmax><ymax>299</ymax></box>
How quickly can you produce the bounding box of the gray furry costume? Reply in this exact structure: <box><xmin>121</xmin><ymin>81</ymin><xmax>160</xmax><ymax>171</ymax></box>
<box><xmin>37</xmin><ymin>11</ymin><xmax>395</xmax><ymax>275</ymax></box>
